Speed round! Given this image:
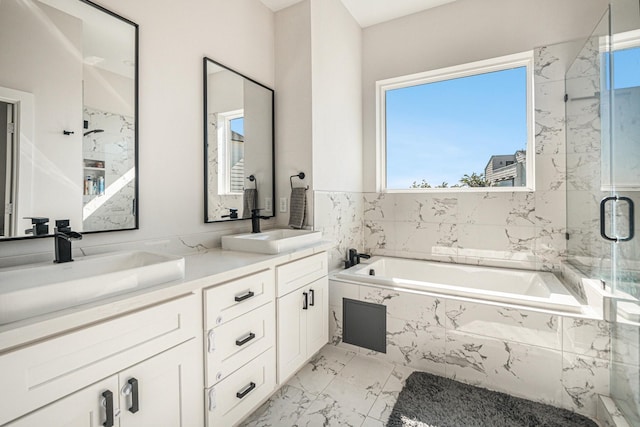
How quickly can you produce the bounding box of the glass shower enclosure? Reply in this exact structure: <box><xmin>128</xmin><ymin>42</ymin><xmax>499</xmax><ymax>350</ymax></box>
<box><xmin>566</xmin><ymin>0</ymin><xmax>640</xmax><ymax>423</ymax></box>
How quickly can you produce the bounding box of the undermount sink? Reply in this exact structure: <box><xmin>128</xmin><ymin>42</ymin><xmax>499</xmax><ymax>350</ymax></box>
<box><xmin>0</xmin><ymin>251</ymin><xmax>185</xmax><ymax>325</ymax></box>
<box><xmin>221</xmin><ymin>229</ymin><xmax>322</xmax><ymax>254</ymax></box>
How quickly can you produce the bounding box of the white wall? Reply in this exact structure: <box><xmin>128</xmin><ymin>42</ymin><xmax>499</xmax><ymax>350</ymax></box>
<box><xmin>0</xmin><ymin>0</ymin><xmax>275</xmax><ymax>257</ymax></box>
<box><xmin>310</xmin><ymin>0</ymin><xmax>363</xmax><ymax>192</ymax></box>
<box><xmin>83</xmin><ymin>65</ymin><xmax>135</xmax><ymax>117</ymax></box>
<box><xmin>274</xmin><ymin>0</ymin><xmax>362</xmax><ymax>229</ymax></box>
<box><xmin>274</xmin><ymin>0</ymin><xmax>313</xmax><ymax>227</ymax></box>
<box><xmin>0</xmin><ymin>1</ymin><xmax>84</xmax><ymax>235</ymax></box>
<box><xmin>362</xmin><ymin>0</ymin><xmax>609</xmax><ymax>191</ymax></box>
<box><xmin>244</xmin><ymin>80</ymin><xmax>275</xmax><ymax>216</ymax></box>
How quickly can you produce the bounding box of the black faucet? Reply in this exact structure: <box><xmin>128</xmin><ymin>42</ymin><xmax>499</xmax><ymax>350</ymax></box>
<box><xmin>54</xmin><ymin>220</ymin><xmax>82</xmax><ymax>263</ymax></box>
<box><xmin>251</xmin><ymin>209</ymin><xmax>269</xmax><ymax>233</ymax></box>
<box><xmin>24</xmin><ymin>217</ymin><xmax>49</xmax><ymax>236</ymax></box>
<box><xmin>345</xmin><ymin>248</ymin><xmax>370</xmax><ymax>268</ymax></box>
<box><xmin>221</xmin><ymin>208</ymin><xmax>238</xmax><ymax>219</ymax></box>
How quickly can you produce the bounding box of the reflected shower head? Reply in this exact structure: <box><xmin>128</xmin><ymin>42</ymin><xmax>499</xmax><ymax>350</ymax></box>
<box><xmin>83</xmin><ymin>129</ymin><xmax>104</xmax><ymax>136</ymax></box>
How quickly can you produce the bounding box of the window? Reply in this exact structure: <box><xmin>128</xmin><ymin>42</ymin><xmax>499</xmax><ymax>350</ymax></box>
<box><xmin>377</xmin><ymin>52</ymin><xmax>534</xmax><ymax>191</ymax></box>
<box><xmin>217</xmin><ymin>109</ymin><xmax>244</xmax><ymax>195</ymax></box>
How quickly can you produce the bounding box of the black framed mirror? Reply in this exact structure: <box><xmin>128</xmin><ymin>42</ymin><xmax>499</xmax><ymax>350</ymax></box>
<box><xmin>0</xmin><ymin>0</ymin><xmax>138</xmax><ymax>241</ymax></box>
<box><xmin>203</xmin><ymin>57</ymin><xmax>274</xmax><ymax>223</ymax></box>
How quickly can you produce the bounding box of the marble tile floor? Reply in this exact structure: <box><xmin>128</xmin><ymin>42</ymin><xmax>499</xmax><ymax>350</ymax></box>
<box><xmin>240</xmin><ymin>344</ymin><xmax>413</xmax><ymax>427</ymax></box>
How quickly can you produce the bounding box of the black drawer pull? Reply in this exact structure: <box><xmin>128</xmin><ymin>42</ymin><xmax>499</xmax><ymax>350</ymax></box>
<box><xmin>235</xmin><ymin>291</ymin><xmax>255</xmax><ymax>302</ymax></box>
<box><xmin>303</xmin><ymin>292</ymin><xmax>308</xmax><ymax>310</ymax></box>
<box><xmin>102</xmin><ymin>390</ymin><xmax>114</xmax><ymax>427</ymax></box>
<box><xmin>235</xmin><ymin>332</ymin><xmax>256</xmax><ymax>346</ymax></box>
<box><xmin>309</xmin><ymin>289</ymin><xmax>315</xmax><ymax>306</ymax></box>
<box><xmin>236</xmin><ymin>382</ymin><xmax>256</xmax><ymax>399</ymax></box>
<box><xmin>128</xmin><ymin>377</ymin><xmax>139</xmax><ymax>413</ymax></box>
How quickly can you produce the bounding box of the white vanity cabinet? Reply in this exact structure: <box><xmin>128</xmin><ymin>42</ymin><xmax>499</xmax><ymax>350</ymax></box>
<box><xmin>203</xmin><ymin>269</ymin><xmax>277</xmax><ymax>427</ymax></box>
<box><xmin>0</xmin><ymin>294</ymin><xmax>201</xmax><ymax>427</ymax></box>
<box><xmin>5</xmin><ymin>339</ymin><xmax>200</xmax><ymax>427</ymax></box>
<box><xmin>276</xmin><ymin>253</ymin><xmax>329</xmax><ymax>384</ymax></box>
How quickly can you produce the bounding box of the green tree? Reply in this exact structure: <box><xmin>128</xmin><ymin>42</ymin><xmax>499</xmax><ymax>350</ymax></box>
<box><xmin>410</xmin><ymin>180</ymin><xmax>450</xmax><ymax>189</ymax></box>
<box><xmin>459</xmin><ymin>172</ymin><xmax>490</xmax><ymax>187</ymax></box>
<box><xmin>410</xmin><ymin>179</ymin><xmax>431</xmax><ymax>188</ymax></box>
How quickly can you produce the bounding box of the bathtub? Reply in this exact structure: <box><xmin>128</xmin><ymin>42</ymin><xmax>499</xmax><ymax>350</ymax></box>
<box><xmin>334</xmin><ymin>257</ymin><xmax>583</xmax><ymax>313</ymax></box>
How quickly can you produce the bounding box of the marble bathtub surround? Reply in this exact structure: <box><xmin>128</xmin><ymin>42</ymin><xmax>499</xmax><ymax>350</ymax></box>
<box><xmin>328</xmin><ymin>279</ymin><xmax>609</xmax><ymax>419</ymax></box>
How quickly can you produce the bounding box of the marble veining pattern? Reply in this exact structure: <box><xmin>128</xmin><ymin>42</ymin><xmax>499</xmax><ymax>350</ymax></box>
<box><xmin>83</xmin><ymin>107</ymin><xmax>136</xmax><ymax>232</ymax></box>
<box><xmin>328</xmin><ymin>278</ymin><xmax>611</xmax><ymax>419</ymax></box>
<box><xmin>240</xmin><ymin>347</ymin><xmax>397</xmax><ymax>427</ymax></box>
<box><xmin>314</xmin><ymin>191</ymin><xmax>364</xmax><ymax>270</ymax></box>
<box><xmin>349</xmin><ymin>44</ymin><xmax>569</xmax><ymax>271</ymax></box>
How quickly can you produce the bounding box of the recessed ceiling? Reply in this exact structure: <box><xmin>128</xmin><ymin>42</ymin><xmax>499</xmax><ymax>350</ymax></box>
<box><xmin>259</xmin><ymin>0</ymin><xmax>458</xmax><ymax>27</ymax></box>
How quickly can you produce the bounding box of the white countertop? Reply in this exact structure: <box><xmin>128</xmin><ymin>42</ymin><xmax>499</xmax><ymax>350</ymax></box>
<box><xmin>0</xmin><ymin>241</ymin><xmax>332</xmax><ymax>353</ymax></box>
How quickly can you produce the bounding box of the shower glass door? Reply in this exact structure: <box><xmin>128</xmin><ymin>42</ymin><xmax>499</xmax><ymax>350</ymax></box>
<box><xmin>608</xmin><ymin>0</ymin><xmax>640</xmax><ymax>423</ymax></box>
<box><xmin>566</xmin><ymin>1</ymin><xmax>640</xmax><ymax>423</ymax></box>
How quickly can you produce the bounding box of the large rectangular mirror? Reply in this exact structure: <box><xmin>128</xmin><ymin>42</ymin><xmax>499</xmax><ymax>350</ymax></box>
<box><xmin>204</xmin><ymin>57</ymin><xmax>274</xmax><ymax>223</ymax></box>
<box><xmin>0</xmin><ymin>0</ymin><xmax>138</xmax><ymax>240</ymax></box>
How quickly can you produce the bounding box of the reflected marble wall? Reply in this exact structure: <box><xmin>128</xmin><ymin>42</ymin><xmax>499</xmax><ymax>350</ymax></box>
<box><xmin>82</xmin><ymin>107</ymin><xmax>135</xmax><ymax>231</ymax></box>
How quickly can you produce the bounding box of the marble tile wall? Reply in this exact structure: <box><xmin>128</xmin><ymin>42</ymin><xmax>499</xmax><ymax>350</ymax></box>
<box><xmin>314</xmin><ymin>191</ymin><xmax>364</xmax><ymax>269</ymax></box>
<box><xmin>565</xmin><ymin>35</ymin><xmax>609</xmax><ymax>271</ymax></box>
<box><xmin>329</xmin><ymin>279</ymin><xmax>610</xmax><ymax>419</ymax></box>
<box><xmin>610</xmin><ymin>320</ymin><xmax>640</xmax><ymax>424</ymax></box>
<box><xmin>83</xmin><ymin>107</ymin><xmax>136</xmax><ymax>231</ymax></box>
<box><xmin>326</xmin><ymin>45</ymin><xmax>567</xmax><ymax>272</ymax></box>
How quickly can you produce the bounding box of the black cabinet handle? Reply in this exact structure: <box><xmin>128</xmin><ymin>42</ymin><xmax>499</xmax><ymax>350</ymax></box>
<box><xmin>102</xmin><ymin>390</ymin><xmax>114</xmax><ymax>427</ymax></box>
<box><xmin>303</xmin><ymin>292</ymin><xmax>308</xmax><ymax>310</ymax></box>
<box><xmin>600</xmin><ymin>196</ymin><xmax>635</xmax><ymax>242</ymax></box>
<box><xmin>309</xmin><ymin>289</ymin><xmax>315</xmax><ymax>306</ymax></box>
<box><xmin>235</xmin><ymin>332</ymin><xmax>256</xmax><ymax>346</ymax></box>
<box><xmin>128</xmin><ymin>377</ymin><xmax>139</xmax><ymax>414</ymax></box>
<box><xmin>236</xmin><ymin>382</ymin><xmax>256</xmax><ymax>399</ymax></box>
<box><xmin>235</xmin><ymin>291</ymin><xmax>255</xmax><ymax>302</ymax></box>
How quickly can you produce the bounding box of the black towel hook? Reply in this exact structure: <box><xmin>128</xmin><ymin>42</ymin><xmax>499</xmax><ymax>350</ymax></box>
<box><xmin>246</xmin><ymin>174</ymin><xmax>257</xmax><ymax>189</ymax></box>
<box><xmin>290</xmin><ymin>172</ymin><xmax>309</xmax><ymax>190</ymax></box>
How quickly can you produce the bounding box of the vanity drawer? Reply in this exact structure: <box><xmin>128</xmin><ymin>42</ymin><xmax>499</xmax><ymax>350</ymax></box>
<box><xmin>206</xmin><ymin>302</ymin><xmax>275</xmax><ymax>387</ymax></box>
<box><xmin>204</xmin><ymin>269</ymin><xmax>274</xmax><ymax>329</ymax></box>
<box><xmin>206</xmin><ymin>348</ymin><xmax>276</xmax><ymax>427</ymax></box>
<box><xmin>276</xmin><ymin>252</ymin><xmax>328</xmax><ymax>297</ymax></box>
<box><xmin>0</xmin><ymin>294</ymin><xmax>198</xmax><ymax>426</ymax></box>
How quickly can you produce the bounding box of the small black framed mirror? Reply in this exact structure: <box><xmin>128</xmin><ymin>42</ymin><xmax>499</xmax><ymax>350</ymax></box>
<box><xmin>203</xmin><ymin>57</ymin><xmax>274</xmax><ymax>223</ymax></box>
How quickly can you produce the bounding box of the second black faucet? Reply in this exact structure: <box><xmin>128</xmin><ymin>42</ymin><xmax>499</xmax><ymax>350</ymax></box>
<box><xmin>345</xmin><ymin>248</ymin><xmax>370</xmax><ymax>268</ymax></box>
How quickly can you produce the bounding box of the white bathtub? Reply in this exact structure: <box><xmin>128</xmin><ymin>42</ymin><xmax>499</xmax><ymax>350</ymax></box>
<box><xmin>334</xmin><ymin>257</ymin><xmax>583</xmax><ymax>313</ymax></box>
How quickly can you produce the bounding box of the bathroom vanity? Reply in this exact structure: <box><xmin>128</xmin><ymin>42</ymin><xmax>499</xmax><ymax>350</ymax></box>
<box><xmin>0</xmin><ymin>242</ymin><xmax>330</xmax><ymax>427</ymax></box>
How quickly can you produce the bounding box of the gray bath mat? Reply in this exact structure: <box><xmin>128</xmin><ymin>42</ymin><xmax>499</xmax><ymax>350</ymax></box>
<box><xmin>387</xmin><ymin>372</ymin><xmax>598</xmax><ymax>427</ymax></box>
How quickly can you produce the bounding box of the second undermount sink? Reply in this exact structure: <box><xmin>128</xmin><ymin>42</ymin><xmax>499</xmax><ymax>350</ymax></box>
<box><xmin>222</xmin><ymin>229</ymin><xmax>322</xmax><ymax>254</ymax></box>
<box><xmin>0</xmin><ymin>251</ymin><xmax>185</xmax><ymax>326</ymax></box>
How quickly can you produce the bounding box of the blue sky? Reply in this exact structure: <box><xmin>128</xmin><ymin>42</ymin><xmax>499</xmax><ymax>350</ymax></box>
<box><xmin>608</xmin><ymin>47</ymin><xmax>640</xmax><ymax>89</ymax></box>
<box><xmin>231</xmin><ymin>117</ymin><xmax>244</xmax><ymax>135</ymax></box>
<box><xmin>385</xmin><ymin>67</ymin><xmax>527</xmax><ymax>188</ymax></box>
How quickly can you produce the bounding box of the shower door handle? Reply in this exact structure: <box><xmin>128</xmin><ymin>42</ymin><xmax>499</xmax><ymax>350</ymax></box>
<box><xmin>600</xmin><ymin>196</ymin><xmax>635</xmax><ymax>242</ymax></box>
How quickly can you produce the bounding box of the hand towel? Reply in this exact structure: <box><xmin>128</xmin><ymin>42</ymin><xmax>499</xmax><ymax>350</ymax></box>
<box><xmin>242</xmin><ymin>188</ymin><xmax>257</xmax><ymax>219</ymax></box>
<box><xmin>288</xmin><ymin>187</ymin><xmax>307</xmax><ymax>229</ymax></box>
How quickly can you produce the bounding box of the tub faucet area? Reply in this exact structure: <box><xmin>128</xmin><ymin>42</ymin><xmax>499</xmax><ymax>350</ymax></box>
<box><xmin>54</xmin><ymin>220</ymin><xmax>82</xmax><ymax>263</ymax></box>
<box><xmin>345</xmin><ymin>248</ymin><xmax>370</xmax><ymax>268</ymax></box>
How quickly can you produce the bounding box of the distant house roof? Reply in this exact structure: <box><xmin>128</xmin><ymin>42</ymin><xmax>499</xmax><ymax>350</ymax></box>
<box><xmin>231</xmin><ymin>130</ymin><xmax>244</xmax><ymax>142</ymax></box>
